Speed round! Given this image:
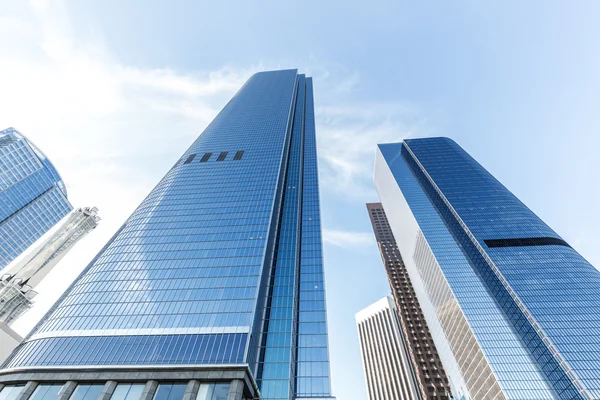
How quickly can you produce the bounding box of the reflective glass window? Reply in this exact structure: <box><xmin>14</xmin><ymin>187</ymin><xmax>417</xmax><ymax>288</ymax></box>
<box><xmin>196</xmin><ymin>383</ymin><xmax>229</xmax><ymax>400</ymax></box>
<box><xmin>70</xmin><ymin>384</ymin><xmax>104</xmax><ymax>400</ymax></box>
<box><xmin>153</xmin><ymin>383</ymin><xmax>186</xmax><ymax>400</ymax></box>
<box><xmin>30</xmin><ymin>384</ymin><xmax>64</xmax><ymax>400</ymax></box>
<box><xmin>110</xmin><ymin>383</ymin><xmax>144</xmax><ymax>400</ymax></box>
<box><xmin>0</xmin><ymin>385</ymin><xmax>25</xmax><ymax>400</ymax></box>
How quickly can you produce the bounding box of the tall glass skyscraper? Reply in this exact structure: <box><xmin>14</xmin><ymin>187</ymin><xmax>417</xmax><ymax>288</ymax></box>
<box><xmin>0</xmin><ymin>70</ymin><xmax>333</xmax><ymax>400</ymax></box>
<box><xmin>0</xmin><ymin>128</ymin><xmax>73</xmax><ymax>270</ymax></box>
<box><xmin>374</xmin><ymin>138</ymin><xmax>600</xmax><ymax>400</ymax></box>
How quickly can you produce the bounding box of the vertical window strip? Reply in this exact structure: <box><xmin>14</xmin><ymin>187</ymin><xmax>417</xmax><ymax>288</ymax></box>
<box><xmin>183</xmin><ymin>154</ymin><xmax>197</xmax><ymax>164</ymax></box>
<box><xmin>200</xmin><ymin>152</ymin><xmax>213</xmax><ymax>162</ymax></box>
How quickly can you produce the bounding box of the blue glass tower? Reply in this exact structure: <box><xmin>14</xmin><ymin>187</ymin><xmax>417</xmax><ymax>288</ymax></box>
<box><xmin>374</xmin><ymin>137</ymin><xmax>600</xmax><ymax>400</ymax></box>
<box><xmin>0</xmin><ymin>128</ymin><xmax>72</xmax><ymax>270</ymax></box>
<box><xmin>0</xmin><ymin>70</ymin><xmax>333</xmax><ymax>400</ymax></box>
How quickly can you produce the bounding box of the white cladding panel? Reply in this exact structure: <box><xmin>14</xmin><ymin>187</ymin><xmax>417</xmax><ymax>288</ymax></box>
<box><xmin>356</xmin><ymin>297</ymin><xmax>420</xmax><ymax>400</ymax></box>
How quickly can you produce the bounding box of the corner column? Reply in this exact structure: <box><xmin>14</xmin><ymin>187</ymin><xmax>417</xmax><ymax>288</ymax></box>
<box><xmin>227</xmin><ymin>379</ymin><xmax>244</xmax><ymax>400</ymax></box>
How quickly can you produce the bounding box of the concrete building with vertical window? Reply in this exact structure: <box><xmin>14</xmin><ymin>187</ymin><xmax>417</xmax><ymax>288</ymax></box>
<box><xmin>365</xmin><ymin>203</ymin><xmax>451</xmax><ymax>399</ymax></box>
<box><xmin>0</xmin><ymin>70</ymin><xmax>333</xmax><ymax>400</ymax></box>
<box><xmin>356</xmin><ymin>297</ymin><xmax>421</xmax><ymax>400</ymax></box>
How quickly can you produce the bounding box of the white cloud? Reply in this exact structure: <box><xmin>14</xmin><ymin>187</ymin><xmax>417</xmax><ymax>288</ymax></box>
<box><xmin>1</xmin><ymin>0</ymin><xmax>422</xmax><ymax>335</ymax></box>
<box><xmin>323</xmin><ymin>229</ymin><xmax>374</xmax><ymax>248</ymax></box>
<box><xmin>1</xmin><ymin>0</ymin><xmax>255</xmax><ymax>335</ymax></box>
<box><xmin>316</xmin><ymin>103</ymin><xmax>426</xmax><ymax>200</ymax></box>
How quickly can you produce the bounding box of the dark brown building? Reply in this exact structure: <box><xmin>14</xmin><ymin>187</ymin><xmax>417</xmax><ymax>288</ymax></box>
<box><xmin>366</xmin><ymin>202</ymin><xmax>451</xmax><ymax>399</ymax></box>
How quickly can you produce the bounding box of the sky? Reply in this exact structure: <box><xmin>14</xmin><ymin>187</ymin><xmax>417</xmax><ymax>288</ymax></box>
<box><xmin>2</xmin><ymin>1</ymin><xmax>600</xmax><ymax>399</ymax></box>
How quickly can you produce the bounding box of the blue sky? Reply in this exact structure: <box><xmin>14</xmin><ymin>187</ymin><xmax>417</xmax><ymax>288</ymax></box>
<box><xmin>2</xmin><ymin>1</ymin><xmax>600</xmax><ymax>399</ymax></box>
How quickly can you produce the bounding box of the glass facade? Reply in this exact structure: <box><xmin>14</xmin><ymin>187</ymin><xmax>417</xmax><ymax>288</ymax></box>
<box><xmin>3</xmin><ymin>70</ymin><xmax>332</xmax><ymax>400</ymax></box>
<box><xmin>375</xmin><ymin>137</ymin><xmax>600</xmax><ymax>399</ymax></box>
<box><xmin>0</xmin><ymin>128</ymin><xmax>72</xmax><ymax>269</ymax></box>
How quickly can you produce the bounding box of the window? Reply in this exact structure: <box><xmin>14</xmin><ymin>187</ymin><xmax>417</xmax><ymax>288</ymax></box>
<box><xmin>183</xmin><ymin>154</ymin><xmax>197</xmax><ymax>164</ymax></box>
<box><xmin>111</xmin><ymin>384</ymin><xmax>144</xmax><ymax>400</ymax></box>
<box><xmin>196</xmin><ymin>383</ymin><xmax>230</xmax><ymax>400</ymax></box>
<box><xmin>30</xmin><ymin>384</ymin><xmax>64</xmax><ymax>400</ymax></box>
<box><xmin>216</xmin><ymin>152</ymin><xmax>228</xmax><ymax>161</ymax></box>
<box><xmin>233</xmin><ymin>151</ymin><xmax>244</xmax><ymax>160</ymax></box>
<box><xmin>70</xmin><ymin>384</ymin><xmax>104</xmax><ymax>400</ymax></box>
<box><xmin>0</xmin><ymin>385</ymin><xmax>25</xmax><ymax>400</ymax></box>
<box><xmin>153</xmin><ymin>383</ymin><xmax>186</xmax><ymax>400</ymax></box>
<box><xmin>200</xmin><ymin>152</ymin><xmax>213</xmax><ymax>162</ymax></box>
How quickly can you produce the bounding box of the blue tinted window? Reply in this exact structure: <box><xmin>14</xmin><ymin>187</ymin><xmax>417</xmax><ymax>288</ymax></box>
<box><xmin>4</xmin><ymin>334</ymin><xmax>246</xmax><ymax>367</ymax></box>
<box><xmin>110</xmin><ymin>383</ymin><xmax>144</xmax><ymax>400</ymax></box>
<box><xmin>69</xmin><ymin>384</ymin><xmax>104</xmax><ymax>400</ymax></box>
<box><xmin>196</xmin><ymin>383</ymin><xmax>229</xmax><ymax>400</ymax></box>
<box><xmin>30</xmin><ymin>384</ymin><xmax>64</xmax><ymax>400</ymax></box>
<box><xmin>0</xmin><ymin>385</ymin><xmax>25</xmax><ymax>400</ymax></box>
<box><xmin>153</xmin><ymin>384</ymin><xmax>186</xmax><ymax>400</ymax></box>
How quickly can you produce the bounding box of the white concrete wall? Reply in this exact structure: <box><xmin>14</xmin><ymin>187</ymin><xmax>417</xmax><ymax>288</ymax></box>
<box><xmin>0</xmin><ymin>321</ymin><xmax>22</xmax><ymax>364</ymax></box>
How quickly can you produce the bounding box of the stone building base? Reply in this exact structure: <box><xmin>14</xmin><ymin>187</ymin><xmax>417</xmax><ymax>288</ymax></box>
<box><xmin>0</xmin><ymin>364</ymin><xmax>258</xmax><ymax>400</ymax></box>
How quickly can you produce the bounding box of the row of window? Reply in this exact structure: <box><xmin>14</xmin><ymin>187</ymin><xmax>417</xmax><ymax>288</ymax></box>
<box><xmin>0</xmin><ymin>186</ymin><xmax>71</xmax><ymax>267</ymax></box>
<box><xmin>0</xmin><ymin>139</ymin><xmax>43</xmax><ymax>190</ymax></box>
<box><xmin>182</xmin><ymin>151</ymin><xmax>244</xmax><ymax>165</ymax></box>
<box><xmin>6</xmin><ymin>334</ymin><xmax>247</xmax><ymax>368</ymax></box>
<box><xmin>0</xmin><ymin>382</ymin><xmax>230</xmax><ymax>400</ymax></box>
